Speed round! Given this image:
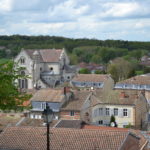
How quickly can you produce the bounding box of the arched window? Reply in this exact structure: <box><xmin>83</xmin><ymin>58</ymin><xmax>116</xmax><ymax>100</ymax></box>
<box><xmin>20</xmin><ymin>57</ymin><xmax>25</xmax><ymax>64</ymax></box>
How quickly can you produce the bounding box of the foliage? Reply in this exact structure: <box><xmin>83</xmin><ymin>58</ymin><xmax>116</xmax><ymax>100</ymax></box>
<box><xmin>0</xmin><ymin>61</ymin><xmax>31</xmax><ymax>110</ymax></box>
<box><xmin>107</xmin><ymin>58</ymin><xmax>135</xmax><ymax>82</ymax></box>
<box><xmin>0</xmin><ymin>35</ymin><xmax>150</xmax><ymax>65</ymax></box>
<box><xmin>125</xmin><ymin>123</ymin><xmax>132</xmax><ymax>128</ymax></box>
<box><xmin>110</xmin><ymin>115</ymin><xmax>116</xmax><ymax>123</ymax></box>
<box><xmin>78</xmin><ymin>68</ymin><xmax>91</xmax><ymax>74</ymax></box>
<box><xmin>94</xmin><ymin>70</ymin><xmax>105</xmax><ymax>74</ymax></box>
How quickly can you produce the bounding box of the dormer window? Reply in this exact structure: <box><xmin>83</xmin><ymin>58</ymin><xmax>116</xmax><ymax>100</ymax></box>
<box><xmin>20</xmin><ymin>57</ymin><xmax>25</xmax><ymax>64</ymax></box>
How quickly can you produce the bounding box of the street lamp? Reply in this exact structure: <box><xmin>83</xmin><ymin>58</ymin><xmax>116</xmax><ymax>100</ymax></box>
<box><xmin>43</xmin><ymin>103</ymin><xmax>54</xmax><ymax>150</ymax></box>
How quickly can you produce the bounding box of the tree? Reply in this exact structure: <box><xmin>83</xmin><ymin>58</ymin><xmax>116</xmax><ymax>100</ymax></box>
<box><xmin>107</xmin><ymin>58</ymin><xmax>135</xmax><ymax>82</ymax></box>
<box><xmin>0</xmin><ymin>61</ymin><xmax>31</xmax><ymax>110</ymax></box>
<box><xmin>110</xmin><ymin>115</ymin><xmax>117</xmax><ymax>127</ymax></box>
<box><xmin>79</xmin><ymin>68</ymin><xmax>90</xmax><ymax>74</ymax></box>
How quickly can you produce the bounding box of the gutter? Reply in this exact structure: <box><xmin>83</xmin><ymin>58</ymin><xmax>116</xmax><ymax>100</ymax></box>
<box><xmin>140</xmin><ymin>140</ymin><xmax>148</xmax><ymax>150</ymax></box>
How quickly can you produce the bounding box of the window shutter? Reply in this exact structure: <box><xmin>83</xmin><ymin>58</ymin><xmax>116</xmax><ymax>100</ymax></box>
<box><xmin>128</xmin><ymin>109</ymin><xmax>131</xmax><ymax>118</ymax></box>
<box><xmin>118</xmin><ymin>109</ymin><xmax>123</xmax><ymax>118</ymax></box>
<box><xmin>103</xmin><ymin>108</ymin><xmax>105</xmax><ymax>116</ymax></box>
<box><xmin>110</xmin><ymin>108</ymin><xmax>114</xmax><ymax>116</ymax></box>
<box><xmin>93</xmin><ymin>109</ymin><xmax>97</xmax><ymax>117</ymax></box>
<box><xmin>18</xmin><ymin>79</ymin><xmax>21</xmax><ymax>88</ymax></box>
<box><xmin>25</xmin><ymin>79</ymin><xmax>28</xmax><ymax>88</ymax></box>
<box><xmin>96</xmin><ymin>108</ymin><xmax>99</xmax><ymax>117</ymax></box>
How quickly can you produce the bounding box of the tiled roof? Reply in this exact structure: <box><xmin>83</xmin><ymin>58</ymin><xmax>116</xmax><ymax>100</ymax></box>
<box><xmin>82</xmin><ymin>125</ymin><xmax>147</xmax><ymax>149</ymax></box>
<box><xmin>55</xmin><ymin>120</ymin><xmax>82</xmax><ymax>129</ymax></box>
<box><xmin>91</xmin><ymin>89</ymin><xmax>142</xmax><ymax>106</ymax></box>
<box><xmin>24</xmin><ymin>49</ymin><xmax>63</xmax><ymax>62</ymax></box>
<box><xmin>61</xmin><ymin>90</ymin><xmax>90</xmax><ymax>111</ymax></box>
<box><xmin>117</xmin><ymin>75</ymin><xmax>150</xmax><ymax>85</ymax></box>
<box><xmin>0</xmin><ymin>126</ymin><xmax>129</xmax><ymax>150</ymax></box>
<box><xmin>30</xmin><ymin>88</ymin><xmax>64</xmax><ymax>102</ymax></box>
<box><xmin>72</xmin><ymin>74</ymin><xmax>110</xmax><ymax>82</ymax></box>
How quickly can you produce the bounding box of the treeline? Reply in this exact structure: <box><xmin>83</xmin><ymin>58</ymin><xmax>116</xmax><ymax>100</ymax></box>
<box><xmin>0</xmin><ymin>35</ymin><xmax>150</xmax><ymax>63</ymax></box>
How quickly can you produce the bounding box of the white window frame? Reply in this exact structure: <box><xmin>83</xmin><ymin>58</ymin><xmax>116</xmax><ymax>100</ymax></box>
<box><xmin>123</xmin><ymin>109</ymin><xmax>128</xmax><ymax>117</ymax></box>
<box><xmin>106</xmin><ymin>108</ymin><xmax>110</xmax><ymax>116</ymax></box>
<box><xmin>114</xmin><ymin>108</ymin><xmax>118</xmax><ymax>116</ymax></box>
<box><xmin>70</xmin><ymin>111</ymin><xmax>75</xmax><ymax>116</ymax></box>
<box><xmin>41</xmin><ymin>102</ymin><xmax>46</xmax><ymax>110</ymax></box>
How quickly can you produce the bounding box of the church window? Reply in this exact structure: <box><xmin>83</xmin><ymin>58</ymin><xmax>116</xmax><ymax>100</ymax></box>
<box><xmin>20</xmin><ymin>57</ymin><xmax>25</xmax><ymax>64</ymax></box>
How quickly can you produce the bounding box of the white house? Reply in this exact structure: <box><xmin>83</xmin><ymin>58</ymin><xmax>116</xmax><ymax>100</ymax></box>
<box><xmin>14</xmin><ymin>48</ymin><xmax>75</xmax><ymax>90</ymax></box>
<box><xmin>91</xmin><ymin>90</ymin><xmax>149</xmax><ymax>129</ymax></box>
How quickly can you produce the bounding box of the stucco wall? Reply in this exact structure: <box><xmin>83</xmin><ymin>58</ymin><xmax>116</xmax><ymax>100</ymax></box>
<box><xmin>92</xmin><ymin>104</ymin><xmax>134</xmax><ymax>128</ymax></box>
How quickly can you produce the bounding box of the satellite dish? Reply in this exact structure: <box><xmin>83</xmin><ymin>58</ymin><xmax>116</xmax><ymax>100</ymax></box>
<box><xmin>110</xmin><ymin>122</ymin><xmax>115</xmax><ymax>127</ymax></box>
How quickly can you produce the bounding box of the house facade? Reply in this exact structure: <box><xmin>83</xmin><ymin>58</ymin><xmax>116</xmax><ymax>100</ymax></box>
<box><xmin>71</xmin><ymin>74</ymin><xmax>114</xmax><ymax>90</ymax></box>
<box><xmin>30</xmin><ymin>88</ymin><xmax>71</xmax><ymax>120</ymax></box>
<box><xmin>91</xmin><ymin>90</ymin><xmax>149</xmax><ymax>129</ymax></box>
<box><xmin>14</xmin><ymin>48</ymin><xmax>75</xmax><ymax>90</ymax></box>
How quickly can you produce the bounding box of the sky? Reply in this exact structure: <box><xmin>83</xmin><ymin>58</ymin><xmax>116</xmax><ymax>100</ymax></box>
<box><xmin>0</xmin><ymin>0</ymin><xmax>150</xmax><ymax>41</ymax></box>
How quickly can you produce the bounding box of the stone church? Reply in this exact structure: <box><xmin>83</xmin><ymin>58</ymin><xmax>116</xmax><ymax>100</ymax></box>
<box><xmin>14</xmin><ymin>48</ymin><xmax>75</xmax><ymax>90</ymax></box>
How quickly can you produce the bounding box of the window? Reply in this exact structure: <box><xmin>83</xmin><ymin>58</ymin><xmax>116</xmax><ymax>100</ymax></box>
<box><xmin>70</xmin><ymin>111</ymin><xmax>75</xmax><ymax>116</ymax></box>
<box><xmin>41</xmin><ymin>103</ymin><xmax>46</xmax><ymax>110</ymax></box>
<box><xmin>20</xmin><ymin>57</ymin><xmax>25</xmax><ymax>64</ymax></box>
<box><xmin>123</xmin><ymin>109</ymin><xmax>128</xmax><ymax>117</ymax></box>
<box><xmin>21</xmin><ymin>71</ymin><xmax>25</xmax><ymax>76</ymax></box>
<box><xmin>98</xmin><ymin>120</ymin><xmax>103</xmax><ymax>125</ymax></box>
<box><xmin>106</xmin><ymin>108</ymin><xmax>110</xmax><ymax>116</ymax></box>
<box><xmin>18</xmin><ymin>79</ymin><xmax>28</xmax><ymax>89</ymax></box>
<box><xmin>114</xmin><ymin>108</ymin><xmax>118</xmax><ymax>116</ymax></box>
<box><xmin>40</xmin><ymin>67</ymin><xmax>42</xmax><ymax>71</ymax></box>
<box><xmin>99</xmin><ymin>108</ymin><xmax>103</xmax><ymax>115</ymax></box>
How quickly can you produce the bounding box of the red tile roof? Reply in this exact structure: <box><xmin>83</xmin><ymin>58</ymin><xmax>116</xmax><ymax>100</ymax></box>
<box><xmin>25</xmin><ymin>49</ymin><xmax>63</xmax><ymax>63</ymax></box>
<box><xmin>30</xmin><ymin>88</ymin><xmax>64</xmax><ymax>102</ymax></box>
<box><xmin>82</xmin><ymin>125</ymin><xmax>147</xmax><ymax>149</ymax></box>
<box><xmin>72</xmin><ymin>74</ymin><xmax>111</xmax><ymax>82</ymax></box>
<box><xmin>117</xmin><ymin>75</ymin><xmax>150</xmax><ymax>85</ymax></box>
<box><xmin>61</xmin><ymin>90</ymin><xmax>91</xmax><ymax>111</ymax></box>
<box><xmin>0</xmin><ymin>126</ymin><xmax>130</xmax><ymax>150</ymax></box>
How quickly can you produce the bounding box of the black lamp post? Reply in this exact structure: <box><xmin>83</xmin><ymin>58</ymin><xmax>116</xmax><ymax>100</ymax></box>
<box><xmin>43</xmin><ymin>103</ymin><xmax>54</xmax><ymax>150</ymax></box>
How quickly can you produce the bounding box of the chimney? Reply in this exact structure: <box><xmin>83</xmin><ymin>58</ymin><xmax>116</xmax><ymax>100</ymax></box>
<box><xmin>64</xmin><ymin>87</ymin><xmax>66</xmax><ymax>95</ymax></box>
<box><xmin>120</xmin><ymin>91</ymin><xmax>126</xmax><ymax>98</ymax></box>
<box><xmin>63</xmin><ymin>87</ymin><xmax>70</xmax><ymax>95</ymax></box>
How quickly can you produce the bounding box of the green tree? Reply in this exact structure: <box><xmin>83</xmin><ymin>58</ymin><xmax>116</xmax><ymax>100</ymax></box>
<box><xmin>0</xmin><ymin>61</ymin><xmax>31</xmax><ymax>110</ymax></box>
<box><xmin>107</xmin><ymin>58</ymin><xmax>135</xmax><ymax>82</ymax></box>
<box><xmin>79</xmin><ymin>68</ymin><xmax>90</xmax><ymax>74</ymax></box>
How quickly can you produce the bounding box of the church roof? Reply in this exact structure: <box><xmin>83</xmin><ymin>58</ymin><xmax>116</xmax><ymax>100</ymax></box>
<box><xmin>24</xmin><ymin>49</ymin><xmax>63</xmax><ymax>63</ymax></box>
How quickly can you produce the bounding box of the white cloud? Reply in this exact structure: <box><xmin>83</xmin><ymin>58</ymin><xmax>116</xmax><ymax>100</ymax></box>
<box><xmin>0</xmin><ymin>0</ymin><xmax>150</xmax><ymax>41</ymax></box>
<box><xmin>103</xmin><ymin>2</ymin><xmax>139</xmax><ymax>17</ymax></box>
<box><xmin>0</xmin><ymin>0</ymin><xmax>13</xmax><ymax>13</ymax></box>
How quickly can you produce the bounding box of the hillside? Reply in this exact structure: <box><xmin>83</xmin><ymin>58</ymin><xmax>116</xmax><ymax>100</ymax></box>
<box><xmin>0</xmin><ymin>35</ymin><xmax>150</xmax><ymax>64</ymax></box>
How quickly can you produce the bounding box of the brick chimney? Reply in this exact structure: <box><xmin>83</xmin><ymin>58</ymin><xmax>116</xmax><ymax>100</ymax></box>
<box><xmin>63</xmin><ymin>87</ymin><xmax>70</xmax><ymax>95</ymax></box>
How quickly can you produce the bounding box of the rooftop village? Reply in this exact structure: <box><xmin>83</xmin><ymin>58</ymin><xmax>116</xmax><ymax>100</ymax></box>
<box><xmin>1</xmin><ymin>48</ymin><xmax>150</xmax><ymax>150</ymax></box>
